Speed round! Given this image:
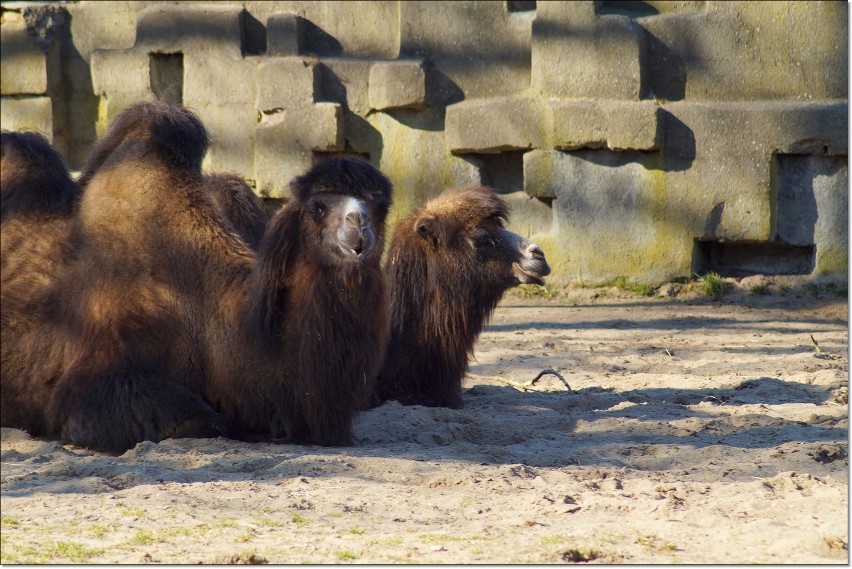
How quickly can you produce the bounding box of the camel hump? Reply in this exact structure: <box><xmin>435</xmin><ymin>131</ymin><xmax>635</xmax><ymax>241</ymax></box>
<box><xmin>204</xmin><ymin>173</ymin><xmax>267</xmax><ymax>249</ymax></box>
<box><xmin>0</xmin><ymin>130</ymin><xmax>77</xmax><ymax>221</ymax></box>
<box><xmin>78</xmin><ymin>101</ymin><xmax>209</xmax><ymax>188</ymax></box>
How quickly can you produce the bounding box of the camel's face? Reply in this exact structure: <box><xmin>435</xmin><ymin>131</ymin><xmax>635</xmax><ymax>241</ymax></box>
<box><xmin>293</xmin><ymin>157</ymin><xmax>393</xmax><ymax>268</ymax></box>
<box><xmin>467</xmin><ymin>216</ymin><xmax>551</xmax><ymax>288</ymax></box>
<box><xmin>305</xmin><ymin>191</ymin><xmax>389</xmax><ymax>265</ymax></box>
<box><xmin>415</xmin><ymin>186</ymin><xmax>551</xmax><ymax>290</ymax></box>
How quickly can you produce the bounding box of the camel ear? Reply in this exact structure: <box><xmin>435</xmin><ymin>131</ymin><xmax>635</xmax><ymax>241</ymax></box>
<box><xmin>414</xmin><ymin>214</ymin><xmax>440</xmax><ymax>246</ymax></box>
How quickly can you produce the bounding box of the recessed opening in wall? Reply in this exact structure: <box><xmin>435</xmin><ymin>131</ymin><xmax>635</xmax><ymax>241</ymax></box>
<box><xmin>692</xmin><ymin>240</ymin><xmax>815</xmax><ymax>278</ymax></box>
<box><xmin>507</xmin><ymin>1</ymin><xmax>536</xmax><ymax>12</ymax></box>
<box><xmin>149</xmin><ymin>53</ymin><xmax>183</xmax><ymax>105</ymax></box>
<box><xmin>464</xmin><ymin>150</ymin><xmax>526</xmax><ymax>194</ymax></box>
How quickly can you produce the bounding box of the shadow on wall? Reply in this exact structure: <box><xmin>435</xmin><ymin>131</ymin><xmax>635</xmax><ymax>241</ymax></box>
<box><xmin>572</xmin><ymin>109</ymin><xmax>696</xmax><ymax>173</ymax></box>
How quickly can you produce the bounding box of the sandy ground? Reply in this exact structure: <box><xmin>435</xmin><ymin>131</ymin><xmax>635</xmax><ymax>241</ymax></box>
<box><xmin>1</xmin><ymin>282</ymin><xmax>848</xmax><ymax>564</ymax></box>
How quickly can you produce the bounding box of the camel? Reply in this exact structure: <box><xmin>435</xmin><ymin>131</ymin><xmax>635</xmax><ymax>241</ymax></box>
<box><xmin>1</xmin><ymin>101</ymin><xmax>393</xmax><ymax>453</ymax></box>
<box><xmin>123</xmin><ymin>173</ymin><xmax>554</xmax><ymax>411</ymax></box>
<box><xmin>373</xmin><ymin>186</ymin><xmax>551</xmax><ymax>408</ymax></box>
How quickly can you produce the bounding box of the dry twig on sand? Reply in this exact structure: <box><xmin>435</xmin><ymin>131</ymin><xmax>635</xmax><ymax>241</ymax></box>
<box><xmin>471</xmin><ymin>369</ymin><xmax>572</xmax><ymax>394</ymax></box>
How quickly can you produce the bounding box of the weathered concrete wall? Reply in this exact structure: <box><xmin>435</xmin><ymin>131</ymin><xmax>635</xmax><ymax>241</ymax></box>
<box><xmin>1</xmin><ymin>0</ymin><xmax>847</xmax><ymax>284</ymax></box>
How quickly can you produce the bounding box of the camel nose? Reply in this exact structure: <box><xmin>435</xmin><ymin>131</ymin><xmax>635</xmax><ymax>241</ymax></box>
<box><xmin>346</xmin><ymin>210</ymin><xmax>364</xmax><ymax>229</ymax></box>
<box><xmin>521</xmin><ymin>240</ymin><xmax>551</xmax><ymax>277</ymax></box>
<box><xmin>527</xmin><ymin>243</ymin><xmax>546</xmax><ymax>263</ymax></box>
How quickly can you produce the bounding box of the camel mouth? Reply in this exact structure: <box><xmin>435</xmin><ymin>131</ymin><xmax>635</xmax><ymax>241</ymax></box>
<box><xmin>513</xmin><ymin>261</ymin><xmax>550</xmax><ymax>286</ymax></box>
<box><xmin>337</xmin><ymin>225</ymin><xmax>376</xmax><ymax>261</ymax></box>
<box><xmin>338</xmin><ymin>243</ymin><xmax>370</xmax><ymax>261</ymax></box>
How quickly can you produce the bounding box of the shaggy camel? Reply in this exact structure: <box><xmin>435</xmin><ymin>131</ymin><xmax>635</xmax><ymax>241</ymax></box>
<box><xmin>142</xmin><ymin>178</ymin><xmax>554</xmax><ymax>410</ymax></box>
<box><xmin>1</xmin><ymin>101</ymin><xmax>393</xmax><ymax>453</ymax></box>
<box><xmin>373</xmin><ymin>186</ymin><xmax>551</xmax><ymax>408</ymax></box>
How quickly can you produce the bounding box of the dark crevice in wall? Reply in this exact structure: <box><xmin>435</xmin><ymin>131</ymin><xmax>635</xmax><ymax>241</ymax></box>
<box><xmin>462</xmin><ymin>151</ymin><xmax>527</xmax><ymax>194</ymax></box>
<box><xmin>692</xmin><ymin>240</ymin><xmax>816</xmax><ymax>278</ymax></box>
<box><xmin>507</xmin><ymin>1</ymin><xmax>536</xmax><ymax>13</ymax></box>
<box><xmin>300</xmin><ymin>19</ymin><xmax>342</xmax><ymax>57</ymax></box>
<box><xmin>240</xmin><ymin>10</ymin><xmax>266</xmax><ymax>56</ymax></box>
<box><xmin>594</xmin><ymin>1</ymin><xmax>659</xmax><ymax>17</ymax></box>
<box><xmin>149</xmin><ymin>52</ymin><xmax>183</xmax><ymax>105</ymax></box>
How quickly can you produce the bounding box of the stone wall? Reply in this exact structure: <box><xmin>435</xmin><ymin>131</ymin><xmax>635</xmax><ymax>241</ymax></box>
<box><xmin>1</xmin><ymin>1</ymin><xmax>847</xmax><ymax>284</ymax></box>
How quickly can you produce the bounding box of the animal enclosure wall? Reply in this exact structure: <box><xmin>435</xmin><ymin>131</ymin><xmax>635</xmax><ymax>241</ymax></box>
<box><xmin>1</xmin><ymin>0</ymin><xmax>847</xmax><ymax>284</ymax></box>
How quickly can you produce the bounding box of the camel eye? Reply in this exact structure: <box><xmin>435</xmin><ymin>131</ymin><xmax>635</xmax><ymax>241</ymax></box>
<box><xmin>469</xmin><ymin>228</ymin><xmax>493</xmax><ymax>249</ymax></box>
<box><xmin>308</xmin><ymin>200</ymin><xmax>327</xmax><ymax>217</ymax></box>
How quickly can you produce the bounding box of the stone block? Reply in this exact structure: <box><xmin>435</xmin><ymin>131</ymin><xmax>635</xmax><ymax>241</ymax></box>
<box><xmin>90</xmin><ymin>49</ymin><xmax>149</xmax><ymax>97</ymax></box>
<box><xmin>0</xmin><ymin>96</ymin><xmax>53</xmax><ymax>139</ymax></box>
<box><xmin>536</xmin><ymin>1</ymin><xmax>596</xmax><ymax>23</ymax></box>
<box><xmin>1</xmin><ymin>15</ymin><xmax>48</xmax><ymax>94</ymax></box>
<box><xmin>813</xmin><ymin>158</ymin><xmax>848</xmax><ymax>276</ymax></box>
<box><xmin>307</xmin><ymin>102</ymin><xmax>345</xmax><ymax>151</ymax></box>
<box><xmin>767</xmin><ymin>101</ymin><xmax>848</xmax><ymax>156</ymax></box>
<box><xmin>524</xmin><ymin>101</ymin><xmax>850</xmax><ymax>283</ymax></box>
<box><xmin>446</xmin><ymin>97</ymin><xmax>543</xmax><ymax>154</ymax></box>
<box><xmin>253</xmin><ymin>101</ymin><xmax>343</xmax><ymax>198</ymax></box>
<box><xmin>318</xmin><ymin>58</ymin><xmax>373</xmax><ymax>115</ymax></box>
<box><xmin>368</xmin><ymin>60</ymin><xmax>426</xmax><ymax>111</ymax></box>
<box><xmin>184</xmin><ymin>52</ymin><xmax>257</xmax><ymax>106</ymax></box>
<box><xmin>63</xmin><ymin>1</ymin><xmax>140</xmax><ymax>60</ymax></box>
<box><xmin>135</xmin><ymin>5</ymin><xmax>243</xmax><ymax>56</ymax></box>
<box><xmin>661</xmin><ymin>101</ymin><xmax>848</xmax><ymax>243</ymax></box>
<box><xmin>254</xmin><ymin>121</ymin><xmax>313</xmax><ymax>199</ymax></box>
<box><xmin>246</xmin><ymin>1</ymin><xmax>399</xmax><ymax>58</ymax></box>
<box><xmin>775</xmin><ymin>155</ymin><xmax>820</xmax><ymax>246</ymax></box>
<box><xmin>256</xmin><ymin>57</ymin><xmax>320</xmax><ymax>112</ymax></box>
<box><xmin>90</xmin><ymin>48</ymin><xmax>153</xmax><ymax>131</ymax></box>
<box><xmin>399</xmin><ymin>1</ymin><xmax>533</xmax><ymax>99</ymax></box>
<box><xmin>532</xmin><ymin>9</ymin><xmax>647</xmax><ymax>100</ymax></box>
<box><xmin>642</xmin><ymin>2</ymin><xmax>847</xmax><ymax>101</ymax></box>
<box><xmin>549</xmin><ymin>100</ymin><xmax>662</xmax><ymax>151</ymax></box>
<box><xmin>266</xmin><ymin>13</ymin><xmax>303</xmax><ymax>56</ymax></box>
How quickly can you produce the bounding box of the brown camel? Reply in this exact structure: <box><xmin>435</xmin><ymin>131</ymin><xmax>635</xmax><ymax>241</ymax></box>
<box><xmin>1</xmin><ymin>101</ymin><xmax>393</xmax><ymax>453</ymax></box>
<box><xmin>373</xmin><ymin>186</ymin><xmax>551</xmax><ymax>409</ymax></box>
<box><xmin>148</xmin><ymin>177</ymin><xmax>554</xmax><ymax>411</ymax></box>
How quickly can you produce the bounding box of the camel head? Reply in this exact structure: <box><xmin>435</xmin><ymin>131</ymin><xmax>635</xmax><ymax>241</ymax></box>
<box><xmin>290</xmin><ymin>157</ymin><xmax>393</xmax><ymax>267</ymax></box>
<box><xmin>411</xmin><ymin>185</ymin><xmax>551</xmax><ymax>290</ymax></box>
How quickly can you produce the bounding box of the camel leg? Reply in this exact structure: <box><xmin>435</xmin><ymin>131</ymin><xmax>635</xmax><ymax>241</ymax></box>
<box><xmin>47</xmin><ymin>372</ymin><xmax>224</xmax><ymax>454</ymax></box>
<box><xmin>301</xmin><ymin>391</ymin><xmax>356</xmax><ymax>447</ymax></box>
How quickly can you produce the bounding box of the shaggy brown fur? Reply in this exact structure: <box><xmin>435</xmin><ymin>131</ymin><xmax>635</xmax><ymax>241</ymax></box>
<box><xmin>1</xmin><ymin>101</ymin><xmax>392</xmax><ymax>453</ymax></box>
<box><xmin>1</xmin><ymin>130</ymin><xmax>78</xmax><ymax>221</ymax></box>
<box><xmin>1</xmin><ymin>132</ymin><xmax>86</xmax><ymax>437</ymax></box>
<box><xmin>373</xmin><ymin>186</ymin><xmax>550</xmax><ymax>409</ymax></box>
<box><xmin>203</xmin><ymin>173</ymin><xmax>267</xmax><ymax>249</ymax></box>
